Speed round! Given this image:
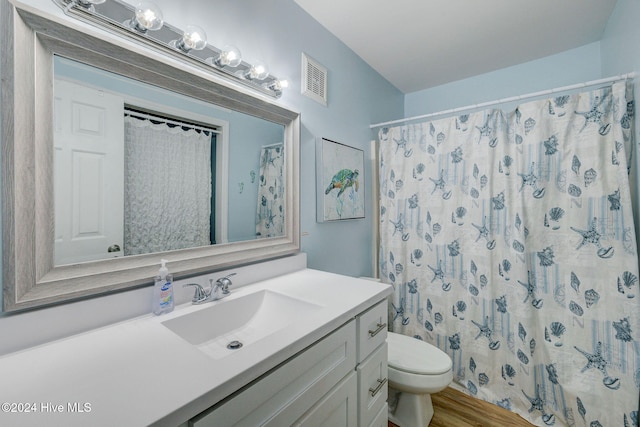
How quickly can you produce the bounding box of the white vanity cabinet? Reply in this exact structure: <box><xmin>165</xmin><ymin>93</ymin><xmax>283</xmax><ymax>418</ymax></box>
<box><xmin>188</xmin><ymin>298</ymin><xmax>389</xmax><ymax>427</ymax></box>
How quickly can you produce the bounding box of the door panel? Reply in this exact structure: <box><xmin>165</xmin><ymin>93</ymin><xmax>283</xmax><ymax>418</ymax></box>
<box><xmin>54</xmin><ymin>79</ymin><xmax>125</xmax><ymax>265</ymax></box>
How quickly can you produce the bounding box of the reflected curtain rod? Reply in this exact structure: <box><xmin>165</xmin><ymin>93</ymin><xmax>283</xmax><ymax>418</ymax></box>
<box><xmin>125</xmin><ymin>109</ymin><xmax>221</xmax><ymax>134</ymax></box>
<box><xmin>370</xmin><ymin>72</ymin><xmax>637</xmax><ymax>129</ymax></box>
<box><xmin>262</xmin><ymin>142</ymin><xmax>284</xmax><ymax>148</ymax></box>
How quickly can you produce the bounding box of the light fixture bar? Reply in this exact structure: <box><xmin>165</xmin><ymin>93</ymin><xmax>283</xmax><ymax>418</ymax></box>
<box><xmin>52</xmin><ymin>0</ymin><xmax>286</xmax><ymax>98</ymax></box>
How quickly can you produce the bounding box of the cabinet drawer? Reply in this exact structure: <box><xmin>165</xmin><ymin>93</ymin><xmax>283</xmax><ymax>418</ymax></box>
<box><xmin>356</xmin><ymin>300</ymin><xmax>387</xmax><ymax>362</ymax></box>
<box><xmin>357</xmin><ymin>343</ymin><xmax>388</xmax><ymax>427</ymax></box>
<box><xmin>191</xmin><ymin>320</ymin><xmax>356</xmax><ymax>427</ymax></box>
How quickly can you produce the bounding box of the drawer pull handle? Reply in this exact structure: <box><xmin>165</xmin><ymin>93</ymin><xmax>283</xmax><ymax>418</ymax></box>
<box><xmin>369</xmin><ymin>378</ymin><xmax>388</xmax><ymax>397</ymax></box>
<box><xmin>368</xmin><ymin>322</ymin><xmax>387</xmax><ymax>337</ymax></box>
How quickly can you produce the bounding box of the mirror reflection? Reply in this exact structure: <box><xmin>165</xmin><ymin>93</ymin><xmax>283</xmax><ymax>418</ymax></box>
<box><xmin>53</xmin><ymin>56</ymin><xmax>285</xmax><ymax>266</ymax></box>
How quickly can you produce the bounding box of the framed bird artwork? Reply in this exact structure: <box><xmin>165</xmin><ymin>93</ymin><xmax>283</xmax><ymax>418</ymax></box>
<box><xmin>316</xmin><ymin>137</ymin><xmax>365</xmax><ymax>222</ymax></box>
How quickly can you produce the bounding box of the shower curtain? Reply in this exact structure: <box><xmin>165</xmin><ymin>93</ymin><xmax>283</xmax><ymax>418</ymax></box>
<box><xmin>124</xmin><ymin>116</ymin><xmax>212</xmax><ymax>255</ymax></box>
<box><xmin>379</xmin><ymin>81</ymin><xmax>639</xmax><ymax>426</ymax></box>
<box><xmin>255</xmin><ymin>144</ymin><xmax>285</xmax><ymax>238</ymax></box>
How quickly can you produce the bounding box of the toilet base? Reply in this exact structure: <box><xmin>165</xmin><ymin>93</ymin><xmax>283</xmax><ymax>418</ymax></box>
<box><xmin>388</xmin><ymin>386</ymin><xmax>434</xmax><ymax>427</ymax></box>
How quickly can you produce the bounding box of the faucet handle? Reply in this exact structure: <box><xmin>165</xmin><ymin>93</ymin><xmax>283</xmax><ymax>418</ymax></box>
<box><xmin>183</xmin><ymin>283</ymin><xmax>208</xmax><ymax>304</ymax></box>
<box><xmin>216</xmin><ymin>273</ymin><xmax>236</xmax><ymax>294</ymax></box>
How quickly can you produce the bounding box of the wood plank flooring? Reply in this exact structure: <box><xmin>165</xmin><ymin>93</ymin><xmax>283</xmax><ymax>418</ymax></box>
<box><xmin>389</xmin><ymin>386</ymin><xmax>536</xmax><ymax>427</ymax></box>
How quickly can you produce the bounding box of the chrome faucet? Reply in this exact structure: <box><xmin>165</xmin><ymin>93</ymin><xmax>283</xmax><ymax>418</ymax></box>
<box><xmin>183</xmin><ymin>273</ymin><xmax>237</xmax><ymax>304</ymax></box>
<box><xmin>212</xmin><ymin>273</ymin><xmax>236</xmax><ymax>300</ymax></box>
<box><xmin>183</xmin><ymin>283</ymin><xmax>210</xmax><ymax>305</ymax></box>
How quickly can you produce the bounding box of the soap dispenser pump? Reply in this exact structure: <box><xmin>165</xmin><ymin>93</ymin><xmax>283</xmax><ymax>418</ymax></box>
<box><xmin>152</xmin><ymin>259</ymin><xmax>174</xmax><ymax>315</ymax></box>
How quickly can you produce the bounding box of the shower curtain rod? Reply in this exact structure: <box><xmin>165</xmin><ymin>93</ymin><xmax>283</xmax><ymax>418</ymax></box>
<box><xmin>370</xmin><ymin>72</ymin><xmax>637</xmax><ymax>129</ymax></box>
<box><xmin>125</xmin><ymin>109</ymin><xmax>221</xmax><ymax>134</ymax></box>
<box><xmin>261</xmin><ymin>142</ymin><xmax>284</xmax><ymax>148</ymax></box>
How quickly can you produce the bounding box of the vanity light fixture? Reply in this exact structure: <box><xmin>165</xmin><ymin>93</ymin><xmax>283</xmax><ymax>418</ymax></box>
<box><xmin>129</xmin><ymin>1</ymin><xmax>163</xmax><ymax>33</ymax></box>
<box><xmin>174</xmin><ymin>25</ymin><xmax>207</xmax><ymax>52</ymax></box>
<box><xmin>53</xmin><ymin>0</ymin><xmax>287</xmax><ymax>98</ymax></box>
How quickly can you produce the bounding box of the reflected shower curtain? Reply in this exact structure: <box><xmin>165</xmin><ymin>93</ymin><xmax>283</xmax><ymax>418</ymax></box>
<box><xmin>255</xmin><ymin>144</ymin><xmax>285</xmax><ymax>237</ymax></box>
<box><xmin>379</xmin><ymin>81</ymin><xmax>639</xmax><ymax>426</ymax></box>
<box><xmin>124</xmin><ymin>116</ymin><xmax>212</xmax><ymax>255</ymax></box>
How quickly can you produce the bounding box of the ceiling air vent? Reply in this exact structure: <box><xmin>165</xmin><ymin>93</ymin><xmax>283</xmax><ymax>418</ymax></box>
<box><xmin>302</xmin><ymin>53</ymin><xmax>328</xmax><ymax>106</ymax></box>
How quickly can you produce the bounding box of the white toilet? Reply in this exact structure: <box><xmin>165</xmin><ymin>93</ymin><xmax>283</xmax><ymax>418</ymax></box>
<box><xmin>387</xmin><ymin>332</ymin><xmax>453</xmax><ymax>427</ymax></box>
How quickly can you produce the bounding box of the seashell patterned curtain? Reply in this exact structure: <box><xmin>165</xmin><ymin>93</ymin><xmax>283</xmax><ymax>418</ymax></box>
<box><xmin>378</xmin><ymin>81</ymin><xmax>639</xmax><ymax>426</ymax></box>
<box><xmin>255</xmin><ymin>144</ymin><xmax>285</xmax><ymax>238</ymax></box>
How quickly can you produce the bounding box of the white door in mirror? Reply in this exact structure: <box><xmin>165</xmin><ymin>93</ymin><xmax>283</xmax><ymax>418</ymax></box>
<box><xmin>54</xmin><ymin>79</ymin><xmax>125</xmax><ymax>265</ymax></box>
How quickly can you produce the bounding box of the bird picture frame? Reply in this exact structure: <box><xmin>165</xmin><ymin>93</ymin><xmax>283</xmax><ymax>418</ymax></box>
<box><xmin>316</xmin><ymin>137</ymin><xmax>365</xmax><ymax>222</ymax></box>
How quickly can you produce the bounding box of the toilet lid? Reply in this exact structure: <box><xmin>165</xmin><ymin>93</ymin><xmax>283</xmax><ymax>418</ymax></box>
<box><xmin>387</xmin><ymin>332</ymin><xmax>452</xmax><ymax>375</ymax></box>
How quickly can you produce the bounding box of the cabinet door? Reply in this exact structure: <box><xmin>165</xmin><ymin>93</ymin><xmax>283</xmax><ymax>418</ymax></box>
<box><xmin>293</xmin><ymin>372</ymin><xmax>357</xmax><ymax>427</ymax></box>
<box><xmin>356</xmin><ymin>300</ymin><xmax>387</xmax><ymax>363</ymax></box>
<box><xmin>357</xmin><ymin>343</ymin><xmax>388</xmax><ymax>427</ymax></box>
<box><xmin>367</xmin><ymin>403</ymin><xmax>388</xmax><ymax>427</ymax></box>
<box><xmin>191</xmin><ymin>321</ymin><xmax>356</xmax><ymax>427</ymax></box>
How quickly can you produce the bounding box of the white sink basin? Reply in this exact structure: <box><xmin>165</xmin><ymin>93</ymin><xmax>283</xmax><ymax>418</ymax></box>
<box><xmin>162</xmin><ymin>290</ymin><xmax>323</xmax><ymax>359</ymax></box>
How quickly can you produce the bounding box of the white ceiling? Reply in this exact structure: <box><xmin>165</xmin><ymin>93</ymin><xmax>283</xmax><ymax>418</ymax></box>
<box><xmin>294</xmin><ymin>0</ymin><xmax>618</xmax><ymax>93</ymax></box>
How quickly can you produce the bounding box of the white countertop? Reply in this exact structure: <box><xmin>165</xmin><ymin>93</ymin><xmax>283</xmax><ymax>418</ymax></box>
<box><xmin>0</xmin><ymin>269</ymin><xmax>391</xmax><ymax>426</ymax></box>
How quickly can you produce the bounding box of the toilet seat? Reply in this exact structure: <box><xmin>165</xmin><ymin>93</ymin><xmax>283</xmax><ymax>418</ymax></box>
<box><xmin>387</xmin><ymin>332</ymin><xmax>452</xmax><ymax>375</ymax></box>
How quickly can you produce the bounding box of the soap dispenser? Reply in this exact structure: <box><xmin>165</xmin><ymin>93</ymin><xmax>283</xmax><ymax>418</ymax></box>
<box><xmin>152</xmin><ymin>259</ymin><xmax>174</xmax><ymax>315</ymax></box>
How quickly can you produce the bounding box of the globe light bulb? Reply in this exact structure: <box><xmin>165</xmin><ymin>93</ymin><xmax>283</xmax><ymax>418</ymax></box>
<box><xmin>267</xmin><ymin>78</ymin><xmax>289</xmax><ymax>92</ymax></box>
<box><xmin>132</xmin><ymin>1</ymin><xmax>164</xmax><ymax>32</ymax></box>
<box><xmin>176</xmin><ymin>25</ymin><xmax>207</xmax><ymax>52</ymax></box>
<box><xmin>245</xmin><ymin>60</ymin><xmax>269</xmax><ymax>81</ymax></box>
<box><xmin>215</xmin><ymin>45</ymin><xmax>242</xmax><ymax>67</ymax></box>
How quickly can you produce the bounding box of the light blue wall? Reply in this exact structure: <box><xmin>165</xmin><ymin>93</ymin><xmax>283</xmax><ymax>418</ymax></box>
<box><xmin>404</xmin><ymin>42</ymin><xmax>603</xmax><ymax>117</ymax></box>
<box><xmin>600</xmin><ymin>0</ymin><xmax>640</xmax><ymax>76</ymax></box>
